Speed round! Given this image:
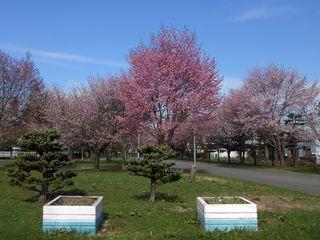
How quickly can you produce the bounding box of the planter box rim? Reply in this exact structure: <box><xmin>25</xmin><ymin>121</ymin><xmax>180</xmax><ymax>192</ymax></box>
<box><xmin>44</xmin><ymin>195</ymin><xmax>103</xmax><ymax>207</ymax></box>
<box><xmin>197</xmin><ymin>196</ymin><xmax>256</xmax><ymax>206</ymax></box>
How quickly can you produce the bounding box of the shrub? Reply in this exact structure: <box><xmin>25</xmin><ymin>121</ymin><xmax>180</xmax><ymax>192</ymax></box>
<box><xmin>125</xmin><ymin>144</ymin><xmax>181</xmax><ymax>201</ymax></box>
<box><xmin>7</xmin><ymin>131</ymin><xmax>77</xmax><ymax>202</ymax></box>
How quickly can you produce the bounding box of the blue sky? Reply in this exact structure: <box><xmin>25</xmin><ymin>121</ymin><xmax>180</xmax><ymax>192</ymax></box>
<box><xmin>1</xmin><ymin>0</ymin><xmax>319</xmax><ymax>92</ymax></box>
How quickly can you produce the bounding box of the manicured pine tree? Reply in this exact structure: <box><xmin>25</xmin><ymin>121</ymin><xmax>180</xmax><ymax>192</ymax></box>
<box><xmin>7</xmin><ymin>131</ymin><xmax>77</xmax><ymax>202</ymax></box>
<box><xmin>125</xmin><ymin>144</ymin><xmax>181</xmax><ymax>202</ymax></box>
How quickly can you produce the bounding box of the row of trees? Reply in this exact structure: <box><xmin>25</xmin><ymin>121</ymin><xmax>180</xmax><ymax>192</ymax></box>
<box><xmin>200</xmin><ymin>65</ymin><xmax>319</xmax><ymax>166</ymax></box>
<box><xmin>1</xmin><ymin>27</ymin><xmax>319</xmax><ymax>169</ymax></box>
<box><xmin>44</xmin><ymin>27</ymin><xmax>222</xmax><ymax>170</ymax></box>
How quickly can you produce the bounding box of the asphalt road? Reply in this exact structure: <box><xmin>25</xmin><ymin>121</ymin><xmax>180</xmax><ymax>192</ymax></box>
<box><xmin>174</xmin><ymin>160</ymin><xmax>320</xmax><ymax>196</ymax></box>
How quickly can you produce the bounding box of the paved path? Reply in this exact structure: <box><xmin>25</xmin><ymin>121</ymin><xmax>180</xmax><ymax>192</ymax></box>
<box><xmin>174</xmin><ymin>160</ymin><xmax>320</xmax><ymax>196</ymax></box>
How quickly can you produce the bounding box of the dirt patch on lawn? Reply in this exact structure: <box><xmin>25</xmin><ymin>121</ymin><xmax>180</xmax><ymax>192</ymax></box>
<box><xmin>0</xmin><ymin>159</ymin><xmax>14</xmax><ymax>169</ymax></box>
<box><xmin>171</xmin><ymin>204</ymin><xmax>190</xmax><ymax>213</ymax></box>
<box><xmin>245</xmin><ymin>195</ymin><xmax>316</xmax><ymax>212</ymax></box>
<box><xmin>97</xmin><ymin>219</ymin><xmax>120</xmax><ymax>237</ymax></box>
<box><xmin>196</xmin><ymin>175</ymin><xmax>230</xmax><ymax>185</ymax></box>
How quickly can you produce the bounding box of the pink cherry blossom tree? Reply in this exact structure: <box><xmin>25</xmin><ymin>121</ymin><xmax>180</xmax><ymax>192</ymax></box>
<box><xmin>243</xmin><ymin>65</ymin><xmax>319</xmax><ymax>165</ymax></box>
<box><xmin>121</xmin><ymin>27</ymin><xmax>222</xmax><ymax>146</ymax></box>
<box><xmin>197</xmin><ymin>107</ymin><xmax>237</xmax><ymax>163</ymax></box>
<box><xmin>46</xmin><ymin>75</ymin><xmax>123</xmax><ymax>169</ymax></box>
<box><xmin>0</xmin><ymin>50</ymin><xmax>45</xmax><ymax>145</ymax></box>
<box><xmin>218</xmin><ymin>89</ymin><xmax>262</xmax><ymax>164</ymax></box>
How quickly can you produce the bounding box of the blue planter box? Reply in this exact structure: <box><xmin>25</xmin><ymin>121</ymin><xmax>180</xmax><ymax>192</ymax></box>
<box><xmin>43</xmin><ymin>196</ymin><xmax>104</xmax><ymax>235</ymax></box>
<box><xmin>197</xmin><ymin>197</ymin><xmax>258</xmax><ymax>231</ymax></box>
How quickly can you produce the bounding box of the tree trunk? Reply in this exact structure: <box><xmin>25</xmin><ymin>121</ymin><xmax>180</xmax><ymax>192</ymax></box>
<box><xmin>238</xmin><ymin>151</ymin><xmax>242</xmax><ymax>163</ymax></box>
<box><xmin>68</xmin><ymin>148</ymin><xmax>73</xmax><ymax>160</ymax></box>
<box><xmin>274</xmin><ymin>135</ymin><xmax>284</xmax><ymax>165</ymax></box>
<box><xmin>292</xmin><ymin>143</ymin><xmax>297</xmax><ymax>167</ymax></box>
<box><xmin>190</xmin><ymin>164</ymin><xmax>196</xmax><ymax>183</ymax></box>
<box><xmin>242</xmin><ymin>151</ymin><xmax>245</xmax><ymax>164</ymax></box>
<box><xmin>227</xmin><ymin>149</ymin><xmax>231</xmax><ymax>164</ymax></box>
<box><xmin>121</xmin><ymin>145</ymin><xmax>127</xmax><ymax>170</ymax></box>
<box><xmin>121</xmin><ymin>150</ymin><xmax>125</xmax><ymax>161</ymax></box>
<box><xmin>157</xmin><ymin>134</ymin><xmax>165</xmax><ymax>145</ymax></box>
<box><xmin>149</xmin><ymin>180</ymin><xmax>156</xmax><ymax>202</ymax></box>
<box><xmin>253</xmin><ymin>150</ymin><xmax>257</xmax><ymax>165</ymax></box>
<box><xmin>256</xmin><ymin>147</ymin><xmax>260</xmax><ymax>164</ymax></box>
<box><xmin>217</xmin><ymin>150</ymin><xmax>220</xmax><ymax>163</ymax></box>
<box><xmin>274</xmin><ymin>147</ymin><xmax>279</xmax><ymax>164</ymax></box>
<box><xmin>39</xmin><ymin>182</ymin><xmax>48</xmax><ymax>202</ymax></box>
<box><xmin>239</xmin><ymin>150</ymin><xmax>245</xmax><ymax>164</ymax></box>
<box><xmin>272</xmin><ymin>148</ymin><xmax>276</xmax><ymax>166</ymax></box>
<box><xmin>81</xmin><ymin>147</ymin><xmax>84</xmax><ymax>160</ymax></box>
<box><xmin>288</xmin><ymin>148</ymin><xmax>293</xmax><ymax>167</ymax></box>
<box><xmin>264</xmin><ymin>145</ymin><xmax>269</xmax><ymax>164</ymax></box>
<box><xmin>92</xmin><ymin>149</ymin><xmax>101</xmax><ymax>170</ymax></box>
<box><xmin>167</xmin><ymin>129</ymin><xmax>175</xmax><ymax>148</ymax></box>
<box><xmin>238</xmin><ymin>136</ymin><xmax>246</xmax><ymax>164</ymax></box>
<box><xmin>121</xmin><ymin>145</ymin><xmax>127</xmax><ymax>161</ymax></box>
<box><xmin>107</xmin><ymin>148</ymin><xmax>112</xmax><ymax>161</ymax></box>
<box><xmin>206</xmin><ymin>151</ymin><xmax>210</xmax><ymax>161</ymax></box>
<box><xmin>38</xmin><ymin>194</ymin><xmax>47</xmax><ymax>203</ymax></box>
<box><xmin>279</xmin><ymin>147</ymin><xmax>284</xmax><ymax>165</ymax></box>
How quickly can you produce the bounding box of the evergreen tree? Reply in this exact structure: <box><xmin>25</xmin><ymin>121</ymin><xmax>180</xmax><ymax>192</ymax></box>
<box><xmin>125</xmin><ymin>144</ymin><xmax>181</xmax><ymax>201</ymax></box>
<box><xmin>7</xmin><ymin>131</ymin><xmax>77</xmax><ymax>202</ymax></box>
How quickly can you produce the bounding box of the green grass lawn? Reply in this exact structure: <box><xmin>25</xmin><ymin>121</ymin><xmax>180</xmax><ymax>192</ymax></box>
<box><xmin>198</xmin><ymin>158</ymin><xmax>320</xmax><ymax>175</ymax></box>
<box><xmin>72</xmin><ymin>158</ymin><xmax>123</xmax><ymax>170</ymax></box>
<box><xmin>255</xmin><ymin>164</ymin><xmax>320</xmax><ymax>175</ymax></box>
<box><xmin>0</xmin><ymin>160</ymin><xmax>320</xmax><ymax>240</ymax></box>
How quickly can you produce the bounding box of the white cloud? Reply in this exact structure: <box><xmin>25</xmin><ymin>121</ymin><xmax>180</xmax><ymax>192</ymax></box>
<box><xmin>0</xmin><ymin>44</ymin><xmax>127</xmax><ymax>68</ymax></box>
<box><xmin>230</xmin><ymin>6</ymin><xmax>296</xmax><ymax>22</ymax></box>
<box><xmin>32</xmin><ymin>57</ymin><xmax>73</xmax><ymax>68</ymax></box>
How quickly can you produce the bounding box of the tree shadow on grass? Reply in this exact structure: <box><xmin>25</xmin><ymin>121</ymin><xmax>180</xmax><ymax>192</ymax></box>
<box><xmin>97</xmin><ymin>165</ymin><xmax>123</xmax><ymax>172</ymax></box>
<box><xmin>133</xmin><ymin>192</ymin><xmax>182</xmax><ymax>203</ymax></box>
<box><xmin>54</xmin><ymin>188</ymin><xmax>88</xmax><ymax>196</ymax></box>
<box><xmin>69</xmin><ymin>165</ymin><xmax>124</xmax><ymax>172</ymax></box>
<box><xmin>24</xmin><ymin>188</ymin><xmax>88</xmax><ymax>203</ymax></box>
<box><xmin>176</xmin><ymin>168</ymin><xmax>206</xmax><ymax>174</ymax></box>
<box><xmin>97</xmin><ymin>212</ymin><xmax>109</xmax><ymax>235</ymax></box>
<box><xmin>24</xmin><ymin>195</ymin><xmax>41</xmax><ymax>203</ymax></box>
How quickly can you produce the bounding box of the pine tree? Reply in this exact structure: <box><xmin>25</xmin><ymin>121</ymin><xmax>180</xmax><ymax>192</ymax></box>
<box><xmin>7</xmin><ymin>131</ymin><xmax>77</xmax><ymax>202</ymax></box>
<box><xmin>125</xmin><ymin>144</ymin><xmax>181</xmax><ymax>201</ymax></box>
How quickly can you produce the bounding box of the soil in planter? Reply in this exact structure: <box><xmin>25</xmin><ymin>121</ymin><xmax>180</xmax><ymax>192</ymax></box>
<box><xmin>52</xmin><ymin>197</ymin><xmax>98</xmax><ymax>206</ymax></box>
<box><xmin>203</xmin><ymin>197</ymin><xmax>247</xmax><ymax>204</ymax></box>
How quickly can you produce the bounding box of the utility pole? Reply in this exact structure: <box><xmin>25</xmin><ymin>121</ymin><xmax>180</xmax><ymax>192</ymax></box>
<box><xmin>193</xmin><ymin>130</ymin><xmax>196</xmax><ymax>165</ymax></box>
<box><xmin>190</xmin><ymin>128</ymin><xmax>196</xmax><ymax>182</ymax></box>
<box><xmin>137</xmin><ymin>133</ymin><xmax>140</xmax><ymax>159</ymax></box>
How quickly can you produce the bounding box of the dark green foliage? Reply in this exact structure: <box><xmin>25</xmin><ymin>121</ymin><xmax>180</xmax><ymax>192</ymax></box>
<box><xmin>0</xmin><ymin>138</ymin><xmax>18</xmax><ymax>150</ymax></box>
<box><xmin>7</xmin><ymin>131</ymin><xmax>77</xmax><ymax>202</ymax></box>
<box><xmin>125</xmin><ymin>144</ymin><xmax>181</xmax><ymax>201</ymax></box>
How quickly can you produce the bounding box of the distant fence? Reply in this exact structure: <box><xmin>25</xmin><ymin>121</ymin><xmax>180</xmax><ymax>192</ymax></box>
<box><xmin>0</xmin><ymin>151</ymin><xmax>19</xmax><ymax>159</ymax></box>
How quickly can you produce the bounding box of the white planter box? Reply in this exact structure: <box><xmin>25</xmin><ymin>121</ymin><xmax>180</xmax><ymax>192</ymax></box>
<box><xmin>197</xmin><ymin>196</ymin><xmax>258</xmax><ymax>231</ymax></box>
<box><xmin>43</xmin><ymin>195</ymin><xmax>104</xmax><ymax>235</ymax></box>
